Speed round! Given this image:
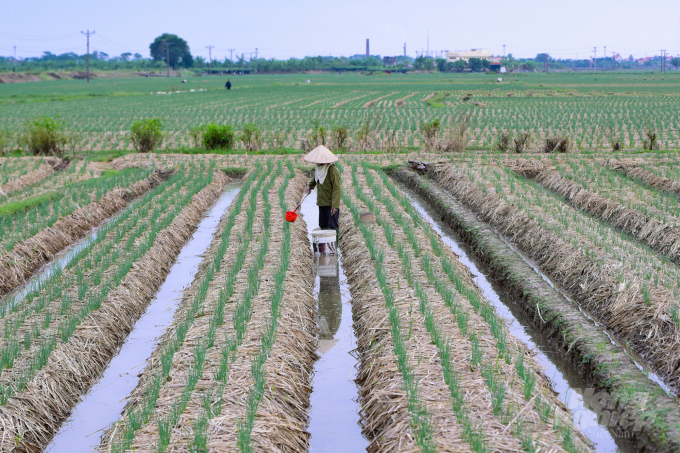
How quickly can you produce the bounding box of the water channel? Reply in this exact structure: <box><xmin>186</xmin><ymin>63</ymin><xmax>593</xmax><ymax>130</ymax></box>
<box><xmin>45</xmin><ymin>183</ymin><xmax>242</xmax><ymax>452</ymax></box>
<box><xmin>302</xmin><ymin>189</ymin><xmax>368</xmax><ymax>452</ymax></box>
<box><xmin>396</xmin><ymin>182</ymin><xmax>637</xmax><ymax>453</ymax></box>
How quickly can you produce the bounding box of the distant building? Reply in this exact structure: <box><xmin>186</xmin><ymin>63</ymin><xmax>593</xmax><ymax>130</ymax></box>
<box><xmin>383</xmin><ymin>56</ymin><xmax>397</xmax><ymax>66</ymax></box>
<box><xmin>447</xmin><ymin>49</ymin><xmax>492</xmax><ymax>63</ymax></box>
<box><xmin>490</xmin><ymin>57</ymin><xmax>502</xmax><ymax>71</ymax></box>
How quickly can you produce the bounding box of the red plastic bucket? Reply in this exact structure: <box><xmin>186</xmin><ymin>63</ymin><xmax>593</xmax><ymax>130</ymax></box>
<box><xmin>285</xmin><ymin>211</ymin><xmax>298</xmax><ymax>222</ymax></box>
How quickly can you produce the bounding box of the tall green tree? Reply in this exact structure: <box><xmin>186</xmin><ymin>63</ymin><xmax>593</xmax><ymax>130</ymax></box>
<box><xmin>149</xmin><ymin>34</ymin><xmax>193</xmax><ymax>69</ymax></box>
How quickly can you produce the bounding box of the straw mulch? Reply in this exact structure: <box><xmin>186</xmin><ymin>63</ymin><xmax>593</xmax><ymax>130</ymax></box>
<box><xmin>510</xmin><ymin>159</ymin><xmax>680</xmax><ymax>264</ymax></box>
<box><xmin>0</xmin><ymin>158</ymin><xmax>61</xmax><ymax>198</ymax></box>
<box><xmin>206</xmin><ymin>173</ymin><xmax>318</xmax><ymax>452</ymax></box>
<box><xmin>100</xmin><ymin>168</ymin><xmax>258</xmax><ymax>452</ymax></box>
<box><xmin>432</xmin><ymin>163</ymin><xmax>680</xmax><ymax>393</ymax></box>
<box><xmin>604</xmin><ymin>158</ymin><xmax>680</xmax><ymax>196</ymax></box>
<box><xmin>356</xmin><ymin>169</ymin><xmax>588</xmax><ymax>452</ymax></box>
<box><xmin>337</xmin><ymin>198</ymin><xmax>420</xmax><ymax>452</ymax></box>
<box><xmin>247</xmin><ymin>174</ymin><xmax>318</xmax><ymax>452</ymax></box>
<box><xmin>0</xmin><ymin>170</ymin><xmax>171</xmax><ymax>298</ymax></box>
<box><xmin>0</xmin><ymin>172</ymin><xmax>228</xmax><ymax>452</ymax></box>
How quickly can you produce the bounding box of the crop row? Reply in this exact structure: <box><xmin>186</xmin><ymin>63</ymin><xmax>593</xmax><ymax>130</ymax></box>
<box><xmin>338</xmin><ymin>161</ymin><xmax>590</xmax><ymax>452</ymax></box>
<box><xmin>431</xmin><ymin>158</ymin><xmax>680</xmax><ymax>392</ymax></box>
<box><xmin>0</xmin><ymin>161</ymin><xmax>229</xmax><ymax>451</ymax></box>
<box><xmin>102</xmin><ymin>159</ymin><xmax>316</xmax><ymax>452</ymax></box>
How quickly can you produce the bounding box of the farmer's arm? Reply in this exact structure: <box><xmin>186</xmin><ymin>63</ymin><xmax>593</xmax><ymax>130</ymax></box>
<box><xmin>331</xmin><ymin>167</ymin><xmax>341</xmax><ymax>209</ymax></box>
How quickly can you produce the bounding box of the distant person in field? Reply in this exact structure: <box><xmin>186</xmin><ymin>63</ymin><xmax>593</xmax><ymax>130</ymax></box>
<box><xmin>225</xmin><ymin>79</ymin><xmax>232</xmax><ymax>90</ymax></box>
<box><xmin>304</xmin><ymin>145</ymin><xmax>341</xmax><ymax>252</ymax></box>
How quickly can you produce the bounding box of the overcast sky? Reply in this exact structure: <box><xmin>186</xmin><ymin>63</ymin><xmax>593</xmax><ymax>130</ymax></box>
<box><xmin>2</xmin><ymin>0</ymin><xmax>680</xmax><ymax>61</ymax></box>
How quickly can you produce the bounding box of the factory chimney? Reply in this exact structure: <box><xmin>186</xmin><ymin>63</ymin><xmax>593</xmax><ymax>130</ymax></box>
<box><xmin>366</xmin><ymin>39</ymin><xmax>369</xmax><ymax>57</ymax></box>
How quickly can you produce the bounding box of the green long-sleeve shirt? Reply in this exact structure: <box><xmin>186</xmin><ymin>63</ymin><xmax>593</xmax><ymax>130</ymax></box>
<box><xmin>308</xmin><ymin>165</ymin><xmax>341</xmax><ymax>209</ymax></box>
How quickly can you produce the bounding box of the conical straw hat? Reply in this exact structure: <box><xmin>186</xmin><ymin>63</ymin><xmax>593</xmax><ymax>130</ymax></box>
<box><xmin>303</xmin><ymin>145</ymin><xmax>338</xmax><ymax>164</ymax></box>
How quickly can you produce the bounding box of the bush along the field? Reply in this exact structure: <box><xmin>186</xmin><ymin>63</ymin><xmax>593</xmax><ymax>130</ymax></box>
<box><xmin>130</xmin><ymin>118</ymin><xmax>164</xmax><ymax>153</ymax></box>
<box><xmin>495</xmin><ymin>131</ymin><xmax>511</xmax><ymax>153</ymax></box>
<box><xmin>419</xmin><ymin>119</ymin><xmax>440</xmax><ymax>151</ymax></box>
<box><xmin>543</xmin><ymin>134</ymin><xmax>571</xmax><ymax>153</ymax></box>
<box><xmin>19</xmin><ymin>116</ymin><xmax>67</xmax><ymax>157</ymax></box>
<box><xmin>203</xmin><ymin>123</ymin><xmax>235</xmax><ymax>150</ymax></box>
<box><xmin>331</xmin><ymin>125</ymin><xmax>349</xmax><ymax>151</ymax></box>
<box><xmin>239</xmin><ymin>123</ymin><xmax>261</xmax><ymax>151</ymax></box>
<box><xmin>643</xmin><ymin>127</ymin><xmax>660</xmax><ymax>150</ymax></box>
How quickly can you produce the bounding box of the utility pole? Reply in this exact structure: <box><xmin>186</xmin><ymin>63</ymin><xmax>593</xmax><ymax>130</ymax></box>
<box><xmin>503</xmin><ymin>44</ymin><xmax>506</xmax><ymax>57</ymax></box>
<box><xmin>254</xmin><ymin>47</ymin><xmax>258</xmax><ymax>73</ymax></box>
<box><xmin>164</xmin><ymin>42</ymin><xmax>170</xmax><ymax>77</ymax></box>
<box><xmin>81</xmin><ymin>30</ymin><xmax>95</xmax><ymax>83</ymax></box>
<box><xmin>13</xmin><ymin>46</ymin><xmax>16</xmax><ymax>72</ymax></box>
<box><xmin>592</xmin><ymin>47</ymin><xmax>597</xmax><ymax>70</ymax></box>
<box><xmin>604</xmin><ymin>46</ymin><xmax>606</xmax><ymax>70</ymax></box>
<box><xmin>228</xmin><ymin>48</ymin><xmax>235</xmax><ymax>62</ymax></box>
<box><xmin>206</xmin><ymin>45</ymin><xmax>214</xmax><ymax>74</ymax></box>
<box><xmin>404</xmin><ymin>43</ymin><xmax>406</xmax><ymax>57</ymax></box>
<box><xmin>545</xmin><ymin>53</ymin><xmax>549</xmax><ymax>72</ymax></box>
<box><xmin>661</xmin><ymin>50</ymin><xmax>667</xmax><ymax>72</ymax></box>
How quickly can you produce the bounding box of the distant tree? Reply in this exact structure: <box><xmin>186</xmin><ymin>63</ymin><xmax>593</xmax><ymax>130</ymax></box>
<box><xmin>414</xmin><ymin>55</ymin><xmax>435</xmax><ymax>70</ymax></box>
<box><xmin>133</xmin><ymin>53</ymin><xmax>143</xmax><ymax>60</ymax></box>
<box><xmin>524</xmin><ymin>61</ymin><xmax>536</xmax><ymax>71</ymax></box>
<box><xmin>120</xmin><ymin>52</ymin><xmax>132</xmax><ymax>61</ymax></box>
<box><xmin>535</xmin><ymin>53</ymin><xmax>551</xmax><ymax>63</ymax></box>
<box><xmin>149</xmin><ymin>33</ymin><xmax>193</xmax><ymax>69</ymax></box>
<box><xmin>195</xmin><ymin>56</ymin><xmax>206</xmax><ymax>68</ymax></box>
<box><xmin>451</xmin><ymin>60</ymin><xmax>466</xmax><ymax>72</ymax></box>
<box><xmin>436</xmin><ymin>58</ymin><xmax>448</xmax><ymax>72</ymax></box>
<box><xmin>671</xmin><ymin>58</ymin><xmax>680</xmax><ymax>69</ymax></box>
<box><xmin>99</xmin><ymin>52</ymin><xmax>109</xmax><ymax>60</ymax></box>
<box><xmin>468</xmin><ymin>58</ymin><xmax>486</xmax><ymax>72</ymax></box>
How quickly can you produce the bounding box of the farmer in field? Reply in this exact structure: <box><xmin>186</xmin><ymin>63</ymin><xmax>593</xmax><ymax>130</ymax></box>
<box><xmin>304</xmin><ymin>145</ymin><xmax>341</xmax><ymax>250</ymax></box>
<box><xmin>225</xmin><ymin>79</ymin><xmax>232</xmax><ymax>90</ymax></box>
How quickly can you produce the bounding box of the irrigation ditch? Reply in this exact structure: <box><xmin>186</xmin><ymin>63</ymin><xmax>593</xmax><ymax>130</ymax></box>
<box><xmin>301</xmin><ymin>188</ymin><xmax>367</xmax><ymax>452</ymax></box>
<box><xmin>392</xmin><ymin>165</ymin><xmax>680</xmax><ymax>452</ymax></box>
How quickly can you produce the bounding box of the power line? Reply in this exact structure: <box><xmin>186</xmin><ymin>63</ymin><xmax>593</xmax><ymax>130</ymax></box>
<box><xmin>81</xmin><ymin>30</ymin><xmax>95</xmax><ymax>83</ymax></box>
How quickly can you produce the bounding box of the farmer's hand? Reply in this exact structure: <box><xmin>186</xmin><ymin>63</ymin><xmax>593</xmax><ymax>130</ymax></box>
<box><xmin>305</xmin><ymin>186</ymin><xmax>311</xmax><ymax>195</ymax></box>
<box><xmin>331</xmin><ymin>208</ymin><xmax>338</xmax><ymax>215</ymax></box>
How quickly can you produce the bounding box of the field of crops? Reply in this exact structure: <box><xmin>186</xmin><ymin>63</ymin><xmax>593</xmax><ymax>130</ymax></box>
<box><xmin>3</xmin><ymin>150</ymin><xmax>680</xmax><ymax>452</ymax></box>
<box><xmin>2</xmin><ymin>72</ymin><xmax>680</xmax><ymax>152</ymax></box>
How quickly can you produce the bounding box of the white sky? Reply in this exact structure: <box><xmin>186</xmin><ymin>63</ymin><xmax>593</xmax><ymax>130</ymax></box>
<box><xmin>2</xmin><ymin>0</ymin><xmax>680</xmax><ymax>61</ymax></box>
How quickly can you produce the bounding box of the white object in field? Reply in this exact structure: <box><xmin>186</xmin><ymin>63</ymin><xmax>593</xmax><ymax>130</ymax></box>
<box><xmin>312</xmin><ymin>228</ymin><xmax>337</xmax><ymax>255</ymax></box>
<box><xmin>500</xmin><ymin>67</ymin><xmax>506</xmax><ymax>73</ymax></box>
<box><xmin>306</xmin><ymin>79</ymin><xmax>311</xmax><ymax>83</ymax></box>
<box><xmin>497</xmin><ymin>78</ymin><xmax>503</xmax><ymax>82</ymax></box>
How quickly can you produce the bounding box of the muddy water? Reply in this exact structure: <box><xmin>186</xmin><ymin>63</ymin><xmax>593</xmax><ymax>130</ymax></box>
<box><xmin>397</xmin><ymin>183</ymin><xmax>636</xmax><ymax>453</ymax></box>
<box><xmin>301</xmin><ymin>189</ymin><xmax>368</xmax><ymax>452</ymax></box>
<box><xmin>44</xmin><ymin>183</ymin><xmax>242</xmax><ymax>453</ymax></box>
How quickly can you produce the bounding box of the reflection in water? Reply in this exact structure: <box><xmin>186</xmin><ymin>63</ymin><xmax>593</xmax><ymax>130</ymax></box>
<box><xmin>315</xmin><ymin>255</ymin><xmax>341</xmax><ymax>340</ymax></box>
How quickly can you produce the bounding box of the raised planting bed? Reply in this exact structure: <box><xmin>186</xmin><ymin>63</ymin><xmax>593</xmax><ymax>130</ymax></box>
<box><xmin>101</xmin><ymin>160</ymin><xmax>319</xmax><ymax>453</ymax></box>
<box><xmin>428</xmin><ymin>159</ymin><xmax>680</xmax><ymax>396</ymax></box>
<box><xmin>336</xmin><ymin>161</ymin><xmax>592</xmax><ymax>452</ymax></box>
<box><xmin>393</xmin><ymin>165</ymin><xmax>680</xmax><ymax>452</ymax></box>
<box><xmin>0</xmin><ymin>161</ymin><xmax>229</xmax><ymax>452</ymax></box>
<box><xmin>0</xmin><ymin>167</ymin><xmax>169</xmax><ymax>297</ymax></box>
